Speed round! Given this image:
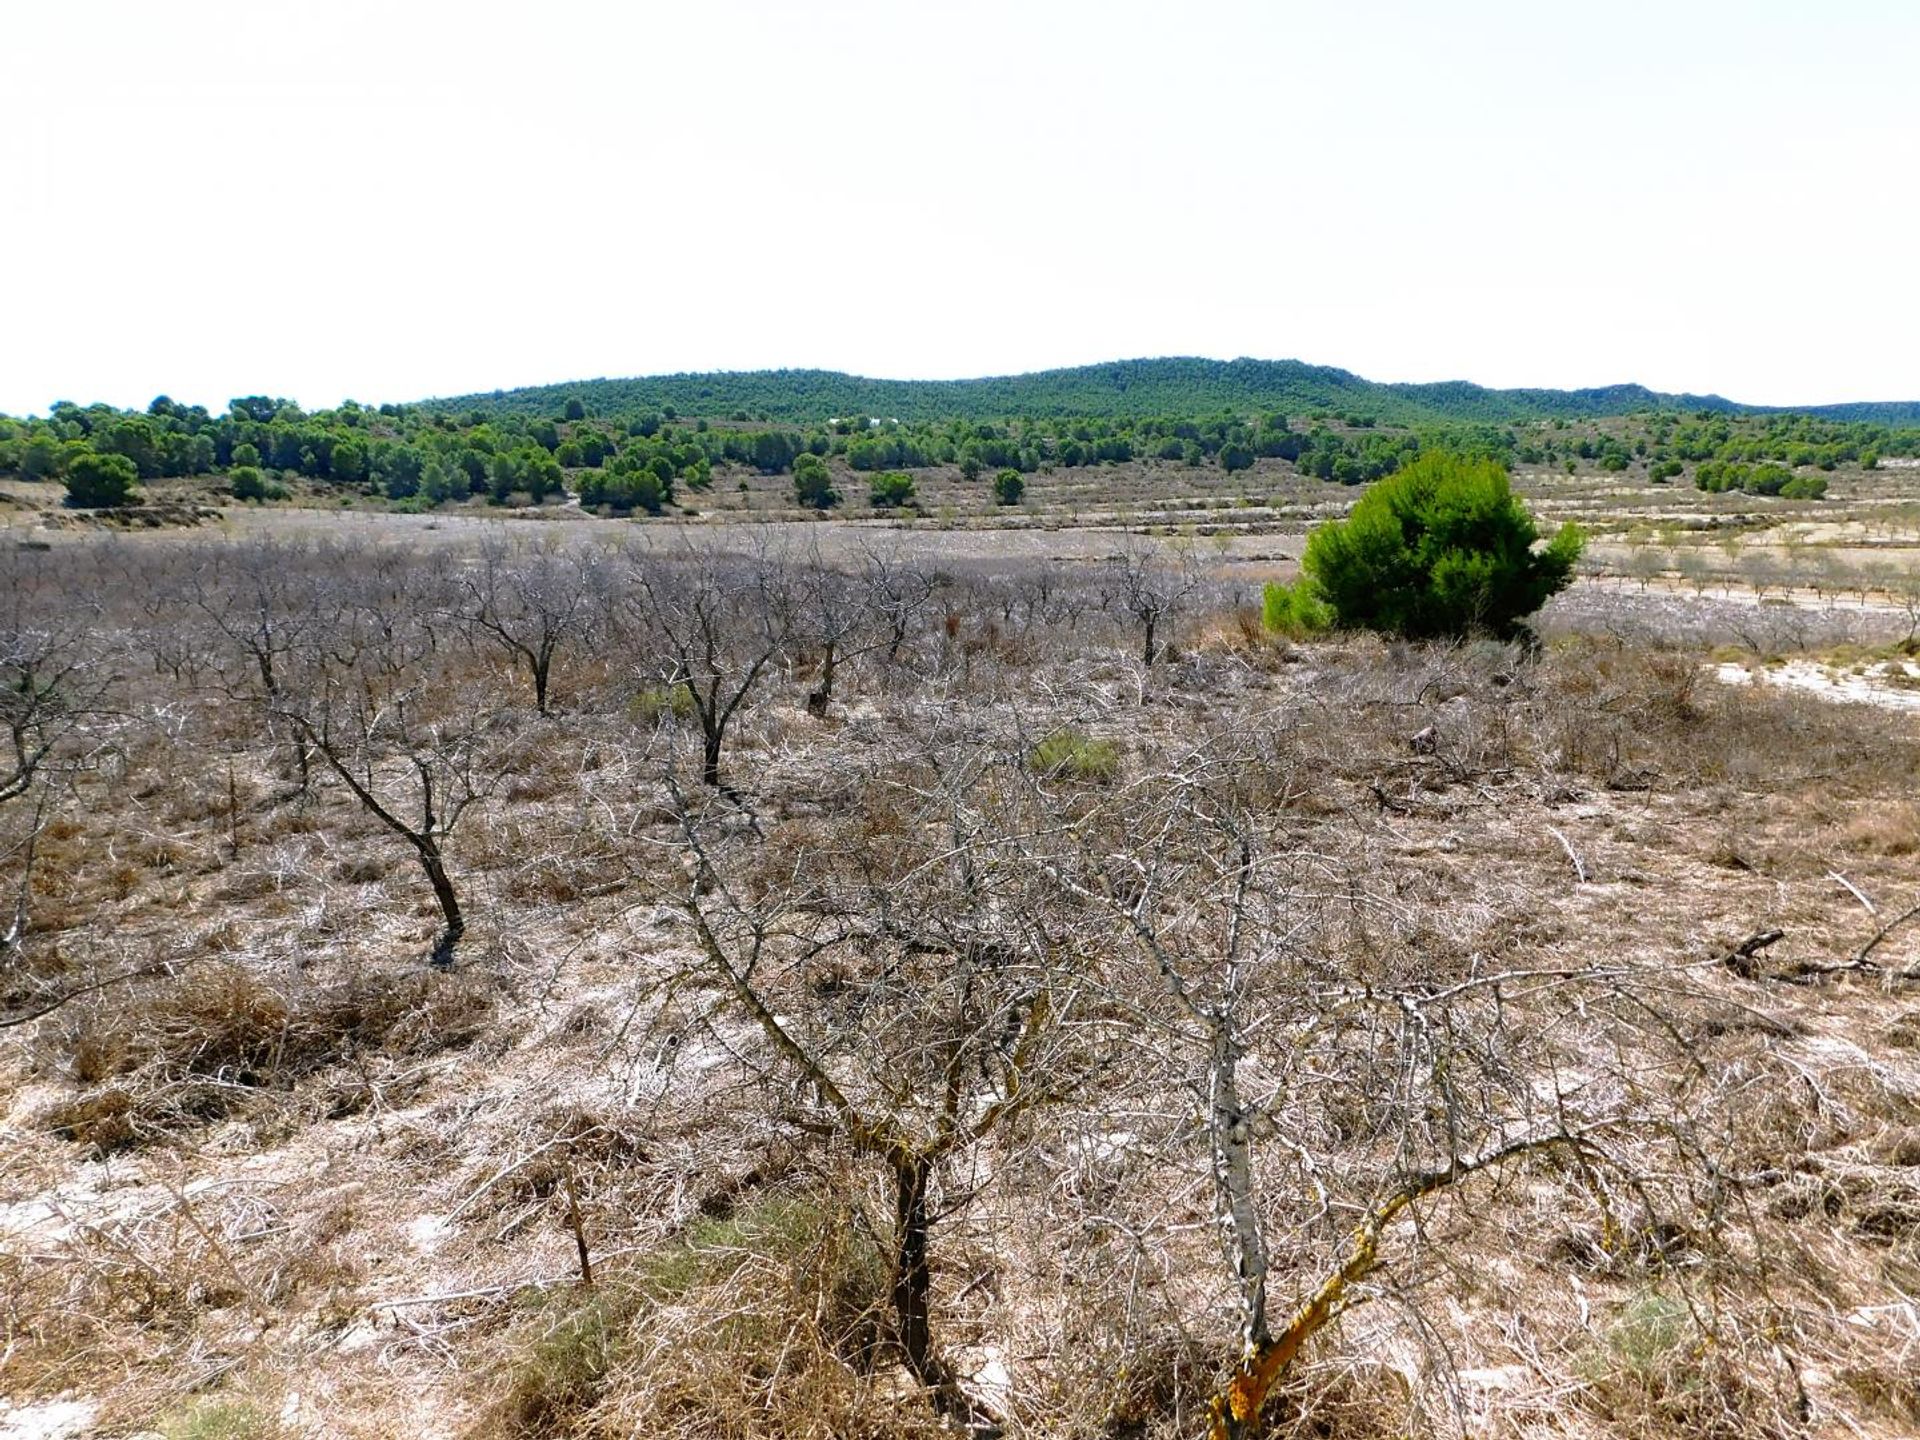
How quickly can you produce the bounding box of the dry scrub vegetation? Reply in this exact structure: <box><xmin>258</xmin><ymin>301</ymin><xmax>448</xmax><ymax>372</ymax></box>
<box><xmin>2</xmin><ymin>528</ymin><xmax>1918</xmax><ymax>1440</ymax></box>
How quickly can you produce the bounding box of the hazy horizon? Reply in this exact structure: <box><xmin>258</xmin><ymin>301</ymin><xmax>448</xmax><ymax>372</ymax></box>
<box><xmin>6</xmin><ymin>1</ymin><xmax>1916</xmax><ymax>415</ymax></box>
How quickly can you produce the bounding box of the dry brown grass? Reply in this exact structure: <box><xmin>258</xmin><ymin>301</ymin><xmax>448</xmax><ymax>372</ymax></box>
<box><xmin>38</xmin><ymin>963</ymin><xmax>493</xmax><ymax>1151</ymax></box>
<box><xmin>466</xmin><ymin>1185</ymin><xmax>906</xmax><ymax>1440</ymax></box>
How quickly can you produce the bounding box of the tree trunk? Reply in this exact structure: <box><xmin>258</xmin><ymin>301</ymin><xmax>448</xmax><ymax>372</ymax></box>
<box><xmin>270</xmin><ymin>722</ymin><xmax>312</xmax><ymax>802</ymax></box>
<box><xmin>532</xmin><ymin>655</ymin><xmax>551</xmax><ymax>715</ymax></box>
<box><xmin>807</xmin><ymin>641</ymin><xmax>836</xmax><ymax>717</ymax></box>
<box><xmin>1209</xmin><ymin>1014</ymin><xmax>1268</xmax><ymax>1357</ymax></box>
<box><xmin>886</xmin><ymin>1151</ymin><xmax>998</xmax><ymax>1428</ymax></box>
<box><xmin>892</xmin><ymin>1153</ymin><xmax>937</xmax><ymax>1386</ymax></box>
<box><xmin>418</xmin><ymin>842</ymin><xmax>465</xmax><ymax>968</ymax></box>
<box><xmin>1142</xmin><ymin>614</ymin><xmax>1157</xmax><ymax>668</ymax></box>
<box><xmin>701</xmin><ymin>727</ymin><xmax>724</xmax><ymax>790</ymax></box>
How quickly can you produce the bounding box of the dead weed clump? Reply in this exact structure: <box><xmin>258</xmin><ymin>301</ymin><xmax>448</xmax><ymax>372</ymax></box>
<box><xmin>41</xmin><ymin>962</ymin><xmax>493</xmax><ymax>1148</ymax></box>
<box><xmin>1839</xmin><ymin>801</ymin><xmax>1920</xmax><ymax>857</ymax></box>
<box><xmin>475</xmin><ymin>1188</ymin><xmax>899</xmax><ymax>1440</ymax></box>
<box><xmin>1532</xmin><ymin>637</ymin><xmax>1920</xmax><ymax>796</ymax></box>
<box><xmin>489</xmin><ymin>1104</ymin><xmax>653</xmax><ymax>1211</ymax></box>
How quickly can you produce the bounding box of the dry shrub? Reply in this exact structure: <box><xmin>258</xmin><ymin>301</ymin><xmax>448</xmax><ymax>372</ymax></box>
<box><xmin>1058</xmin><ymin>1330</ymin><xmax>1216</xmax><ymax>1440</ymax></box>
<box><xmin>333</xmin><ymin>854</ymin><xmax>390</xmax><ymax>883</ymax></box>
<box><xmin>1873</xmin><ymin>1126</ymin><xmax>1920</xmax><ymax>1168</ymax></box>
<box><xmin>497</xmin><ymin>1105</ymin><xmax>651</xmax><ymax>1209</ymax></box>
<box><xmin>312</xmin><ymin>1058</ymin><xmax>437</xmax><ymax>1119</ymax></box>
<box><xmin>1263</xmin><ymin>1365</ymin><xmax>1425</xmax><ymax>1440</ymax></box>
<box><xmin>42</xmin><ymin>962</ymin><xmax>492</xmax><ymax>1148</ymax></box>
<box><xmin>503</xmin><ymin>838</ymin><xmax>626</xmax><ymax>904</ymax></box>
<box><xmin>1199</xmin><ymin>604</ymin><xmax>1279</xmax><ymax>655</ymax></box>
<box><xmin>38</xmin><ymin>1086</ymin><xmax>137</xmax><ymax>1150</ymax></box>
<box><xmin>1840</xmin><ymin>801</ymin><xmax>1920</xmax><ymax>856</ymax></box>
<box><xmin>1839</xmin><ymin>1365</ymin><xmax>1920</xmax><ymax>1427</ymax></box>
<box><xmin>476</xmin><ymin>1189</ymin><xmax>898</xmax><ymax>1440</ymax></box>
<box><xmin>1533</xmin><ymin>637</ymin><xmax>1920</xmax><ymax>795</ymax></box>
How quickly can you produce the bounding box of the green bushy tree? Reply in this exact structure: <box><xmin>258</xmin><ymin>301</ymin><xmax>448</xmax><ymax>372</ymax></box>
<box><xmin>992</xmin><ymin>467</ymin><xmax>1024</xmax><ymax>506</ymax></box>
<box><xmin>62</xmin><ymin>451</ymin><xmax>139</xmax><ymax>508</ymax></box>
<box><xmin>792</xmin><ymin>452</ymin><xmax>839</xmax><ymax>510</ymax></box>
<box><xmin>331</xmin><ymin>438</ymin><xmax>369</xmax><ymax>485</ymax></box>
<box><xmin>1301</xmin><ymin>451</ymin><xmax>1581</xmax><ymax>640</ymax></box>
<box><xmin>420</xmin><ymin>455</ymin><xmax>466</xmax><ymax>504</ymax></box>
<box><xmin>869</xmin><ymin>471</ymin><xmax>915</xmax><ymax>509</ymax></box>
<box><xmin>21</xmin><ymin>436</ymin><xmax>62</xmax><ymax>480</ymax></box>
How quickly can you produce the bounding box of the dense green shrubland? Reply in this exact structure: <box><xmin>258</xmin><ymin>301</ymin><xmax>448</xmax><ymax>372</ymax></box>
<box><xmin>0</xmin><ymin>378</ymin><xmax>1908</xmax><ymax>516</ymax></box>
<box><xmin>425</xmin><ymin>357</ymin><xmax>1920</xmax><ymax>427</ymax></box>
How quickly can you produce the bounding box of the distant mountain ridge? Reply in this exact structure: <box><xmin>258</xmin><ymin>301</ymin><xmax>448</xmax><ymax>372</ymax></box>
<box><xmin>432</xmin><ymin>357</ymin><xmax>1920</xmax><ymax>426</ymax></box>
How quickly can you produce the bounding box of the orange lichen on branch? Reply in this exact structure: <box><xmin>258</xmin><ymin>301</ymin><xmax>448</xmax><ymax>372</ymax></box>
<box><xmin>1207</xmin><ymin>1135</ymin><xmax>1588</xmax><ymax>1439</ymax></box>
<box><xmin>1207</xmin><ymin>1187</ymin><xmax>1411</xmax><ymax>1439</ymax></box>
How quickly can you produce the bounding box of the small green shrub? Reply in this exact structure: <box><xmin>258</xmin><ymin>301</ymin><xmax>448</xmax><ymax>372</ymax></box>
<box><xmin>1606</xmin><ymin>1290</ymin><xmax>1690</xmax><ymax>1376</ymax></box>
<box><xmin>629</xmin><ymin>685</ymin><xmax>697</xmax><ymax>725</ymax></box>
<box><xmin>1030</xmin><ymin>728</ymin><xmax>1119</xmax><ymax>782</ymax></box>
<box><xmin>160</xmin><ymin>1399</ymin><xmax>286</xmax><ymax>1440</ymax></box>
<box><xmin>1260</xmin><ymin>579</ymin><xmax>1332</xmax><ymax>637</ymax></box>
<box><xmin>992</xmin><ymin>467</ymin><xmax>1024</xmax><ymax>505</ymax></box>
<box><xmin>496</xmin><ymin>1291</ymin><xmax>626</xmax><ymax>1436</ymax></box>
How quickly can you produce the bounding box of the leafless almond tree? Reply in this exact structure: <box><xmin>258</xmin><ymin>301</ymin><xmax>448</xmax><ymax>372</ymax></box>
<box><xmin>860</xmin><ymin>543</ymin><xmax>939</xmax><ymax>670</ymax></box>
<box><xmin>629</xmin><ymin>539</ymin><xmax>794</xmax><ymax>790</ymax></box>
<box><xmin>451</xmin><ymin>531</ymin><xmax>601</xmax><ymax>715</ymax></box>
<box><xmin>276</xmin><ymin>653</ymin><xmax>493</xmax><ymax>968</ymax></box>
<box><xmin>1027</xmin><ymin>730</ymin><xmax>1641</xmax><ymax>1437</ymax></box>
<box><xmin>190</xmin><ymin>538</ymin><xmax>343</xmax><ymax>797</ymax></box>
<box><xmin>793</xmin><ymin>544</ymin><xmax>883</xmax><ymax>715</ymax></box>
<box><xmin>0</xmin><ymin>554</ymin><xmax>119</xmax><ymax>1019</ymax></box>
<box><xmin>1108</xmin><ymin>537</ymin><xmax>1202</xmax><ymax>670</ymax></box>
<box><xmin>655</xmin><ymin>733</ymin><xmax>1101</xmax><ymax>1424</ymax></box>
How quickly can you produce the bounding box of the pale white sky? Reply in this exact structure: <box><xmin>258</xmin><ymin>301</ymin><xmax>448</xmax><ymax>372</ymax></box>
<box><xmin>4</xmin><ymin>1</ymin><xmax>1916</xmax><ymax>415</ymax></box>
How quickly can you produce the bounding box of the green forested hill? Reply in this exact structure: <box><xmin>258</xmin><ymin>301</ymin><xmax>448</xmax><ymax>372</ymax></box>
<box><xmin>430</xmin><ymin>357</ymin><xmax>1920</xmax><ymax>426</ymax></box>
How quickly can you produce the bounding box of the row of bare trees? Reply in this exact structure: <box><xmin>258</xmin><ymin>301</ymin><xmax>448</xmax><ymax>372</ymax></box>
<box><xmin>8</xmin><ymin>532</ymin><xmax>1214</xmax><ymax>975</ymax></box>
